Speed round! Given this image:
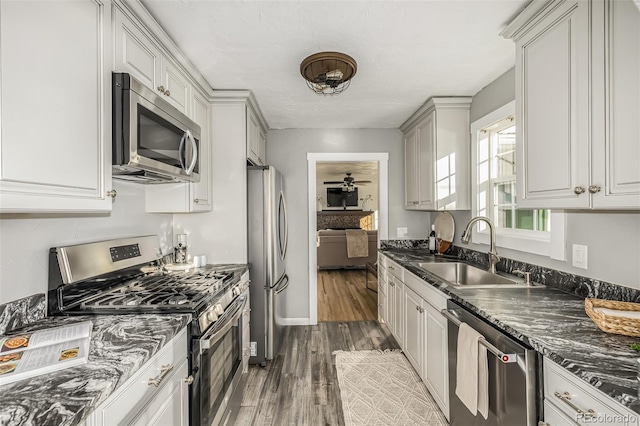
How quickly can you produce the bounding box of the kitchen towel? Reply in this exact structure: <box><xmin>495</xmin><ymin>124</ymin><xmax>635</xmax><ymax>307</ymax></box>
<box><xmin>345</xmin><ymin>229</ymin><xmax>369</xmax><ymax>258</ymax></box>
<box><xmin>455</xmin><ymin>322</ymin><xmax>489</xmax><ymax>419</ymax></box>
<box><xmin>594</xmin><ymin>307</ymin><xmax>640</xmax><ymax>319</ymax></box>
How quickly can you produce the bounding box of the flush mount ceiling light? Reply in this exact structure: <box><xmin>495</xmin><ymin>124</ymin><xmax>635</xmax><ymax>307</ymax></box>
<box><xmin>300</xmin><ymin>52</ymin><xmax>357</xmax><ymax>95</ymax></box>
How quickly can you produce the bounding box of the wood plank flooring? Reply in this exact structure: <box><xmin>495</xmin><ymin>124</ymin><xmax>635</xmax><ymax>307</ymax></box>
<box><xmin>235</xmin><ymin>321</ymin><xmax>400</xmax><ymax>426</ymax></box>
<box><xmin>317</xmin><ymin>269</ymin><xmax>378</xmax><ymax>322</ymax></box>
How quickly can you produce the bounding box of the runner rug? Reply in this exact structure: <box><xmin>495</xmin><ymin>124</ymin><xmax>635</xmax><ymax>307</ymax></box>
<box><xmin>334</xmin><ymin>350</ymin><xmax>448</xmax><ymax>426</ymax></box>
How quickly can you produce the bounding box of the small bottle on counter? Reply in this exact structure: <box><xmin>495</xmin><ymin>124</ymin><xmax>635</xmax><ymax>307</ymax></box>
<box><xmin>428</xmin><ymin>225</ymin><xmax>436</xmax><ymax>254</ymax></box>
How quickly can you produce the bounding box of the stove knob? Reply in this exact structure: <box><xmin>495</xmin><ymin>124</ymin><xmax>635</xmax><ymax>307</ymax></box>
<box><xmin>233</xmin><ymin>286</ymin><xmax>241</xmax><ymax>296</ymax></box>
<box><xmin>214</xmin><ymin>304</ymin><xmax>224</xmax><ymax>316</ymax></box>
<box><xmin>206</xmin><ymin>311</ymin><xmax>217</xmax><ymax>322</ymax></box>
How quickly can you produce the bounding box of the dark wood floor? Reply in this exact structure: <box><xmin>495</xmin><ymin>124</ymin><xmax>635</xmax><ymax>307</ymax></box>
<box><xmin>236</xmin><ymin>321</ymin><xmax>399</xmax><ymax>426</ymax></box>
<box><xmin>317</xmin><ymin>269</ymin><xmax>378</xmax><ymax>322</ymax></box>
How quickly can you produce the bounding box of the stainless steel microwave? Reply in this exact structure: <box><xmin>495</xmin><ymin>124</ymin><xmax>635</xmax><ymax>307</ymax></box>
<box><xmin>112</xmin><ymin>73</ymin><xmax>201</xmax><ymax>183</ymax></box>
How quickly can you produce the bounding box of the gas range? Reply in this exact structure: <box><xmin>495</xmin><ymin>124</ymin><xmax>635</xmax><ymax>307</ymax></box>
<box><xmin>47</xmin><ymin>236</ymin><xmax>246</xmax><ymax>334</ymax></box>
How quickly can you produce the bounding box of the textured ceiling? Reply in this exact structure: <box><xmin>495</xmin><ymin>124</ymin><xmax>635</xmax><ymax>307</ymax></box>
<box><xmin>142</xmin><ymin>1</ymin><xmax>529</xmax><ymax>129</ymax></box>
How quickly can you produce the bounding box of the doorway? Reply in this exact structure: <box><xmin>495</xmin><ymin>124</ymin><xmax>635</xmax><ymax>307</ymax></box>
<box><xmin>307</xmin><ymin>153</ymin><xmax>389</xmax><ymax>325</ymax></box>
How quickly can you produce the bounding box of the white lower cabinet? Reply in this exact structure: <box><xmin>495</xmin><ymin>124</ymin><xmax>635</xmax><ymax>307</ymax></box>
<box><xmin>392</xmin><ymin>277</ymin><xmax>405</xmax><ymax>348</ymax></box>
<box><xmin>86</xmin><ymin>328</ymin><xmax>189</xmax><ymax>426</ymax></box>
<box><xmin>377</xmin><ymin>265</ymin><xmax>388</xmax><ymax>323</ymax></box>
<box><xmin>404</xmin><ymin>286</ymin><xmax>424</xmax><ymax>375</ymax></box>
<box><xmin>542</xmin><ymin>357</ymin><xmax>635</xmax><ymax>426</ymax></box>
<box><xmin>403</xmin><ymin>270</ymin><xmax>450</xmax><ymax>421</ymax></box>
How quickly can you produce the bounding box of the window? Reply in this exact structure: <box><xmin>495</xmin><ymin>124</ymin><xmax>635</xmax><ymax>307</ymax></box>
<box><xmin>471</xmin><ymin>101</ymin><xmax>565</xmax><ymax>259</ymax></box>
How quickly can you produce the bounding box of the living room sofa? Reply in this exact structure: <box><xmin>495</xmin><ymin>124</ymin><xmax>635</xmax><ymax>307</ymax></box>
<box><xmin>316</xmin><ymin>229</ymin><xmax>378</xmax><ymax>269</ymax></box>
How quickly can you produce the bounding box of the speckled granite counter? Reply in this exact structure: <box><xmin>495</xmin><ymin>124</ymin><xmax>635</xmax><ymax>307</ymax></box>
<box><xmin>380</xmin><ymin>248</ymin><xmax>640</xmax><ymax>414</ymax></box>
<box><xmin>0</xmin><ymin>313</ymin><xmax>190</xmax><ymax>426</ymax></box>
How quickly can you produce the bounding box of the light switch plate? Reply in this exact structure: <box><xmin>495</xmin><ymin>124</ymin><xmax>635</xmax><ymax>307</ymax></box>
<box><xmin>572</xmin><ymin>244</ymin><xmax>588</xmax><ymax>269</ymax></box>
<box><xmin>397</xmin><ymin>227</ymin><xmax>408</xmax><ymax>238</ymax></box>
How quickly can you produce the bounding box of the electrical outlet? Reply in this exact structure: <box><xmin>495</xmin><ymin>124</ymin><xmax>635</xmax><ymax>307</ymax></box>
<box><xmin>572</xmin><ymin>244</ymin><xmax>588</xmax><ymax>269</ymax></box>
<box><xmin>250</xmin><ymin>341</ymin><xmax>257</xmax><ymax>356</ymax></box>
<box><xmin>397</xmin><ymin>227</ymin><xmax>408</xmax><ymax>238</ymax></box>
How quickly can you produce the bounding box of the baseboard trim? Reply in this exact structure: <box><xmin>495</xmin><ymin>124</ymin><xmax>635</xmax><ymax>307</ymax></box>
<box><xmin>281</xmin><ymin>318</ymin><xmax>311</xmax><ymax>326</ymax></box>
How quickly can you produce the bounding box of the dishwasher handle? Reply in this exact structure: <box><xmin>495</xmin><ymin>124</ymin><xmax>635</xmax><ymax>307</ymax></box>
<box><xmin>441</xmin><ymin>308</ymin><xmax>519</xmax><ymax>364</ymax></box>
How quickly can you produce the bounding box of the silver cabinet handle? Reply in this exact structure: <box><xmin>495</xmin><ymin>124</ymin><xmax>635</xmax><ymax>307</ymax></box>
<box><xmin>148</xmin><ymin>364</ymin><xmax>173</xmax><ymax>387</ymax></box>
<box><xmin>574</xmin><ymin>186</ymin><xmax>586</xmax><ymax>195</ymax></box>
<box><xmin>419</xmin><ymin>307</ymin><xmax>425</xmax><ymax>313</ymax></box>
<box><xmin>388</xmin><ymin>266</ymin><xmax>395</xmax><ymax>270</ymax></box>
<box><xmin>157</xmin><ymin>85</ymin><xmax>165</xmax><ymax>93</ymax></box>
<box><xmin>194</xmin><ymin>199</ymin><xmax>199</xmax><ymax>204</ymax></box>
<box><xmin>165</xmin><ymin>89</ymin><xmax>171</xmax><ymax>97</ymax></box>
<box><xmin>553</xmin><ymin>391</ymin><xmax>596</xmax><ymax>419</ymax></box>
<box><xmin>415</xmin><ymin>305</ymin><xmax>419</xmax><ymax>311</ymax></box>
<box><xmin>106</xmin><ymin>190</ymin><xmax>117</xmax><ymax>199</ymax></box>
<box><xmin>588</xmin><ymin>185</ymin><xmax>601</xmax><ymax>194</ymax></box>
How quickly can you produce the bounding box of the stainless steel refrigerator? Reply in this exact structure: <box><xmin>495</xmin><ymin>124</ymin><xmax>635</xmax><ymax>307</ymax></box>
<box><xmin>248</xmin><ymin>166</ymin><xmax>289</xmax><ymax>366</ymax></box>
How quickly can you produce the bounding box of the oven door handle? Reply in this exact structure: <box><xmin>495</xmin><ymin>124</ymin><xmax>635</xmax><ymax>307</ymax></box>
<box><xmin>200</xmin><ymin>296</ymin><xmax>247</xmax><ymax>351</ymax></box>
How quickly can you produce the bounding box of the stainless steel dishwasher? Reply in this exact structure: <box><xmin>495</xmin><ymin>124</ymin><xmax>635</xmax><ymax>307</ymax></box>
<box><xmin>442</xmin><ymin>300</ymin><xmax>539</xmax><ymax>426</ymax></box>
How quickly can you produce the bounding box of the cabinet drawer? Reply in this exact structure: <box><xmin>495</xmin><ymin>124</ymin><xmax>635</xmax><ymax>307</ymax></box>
<box><xmin>404</xmin><ymin>270</ymin><xmax>449</xmax><ymax>311</ymax></box>
<box><xmin>544</xmin><ymin>358</ymin><xmax>625</xmax><ymax>425</ymax></box>
<box><xmin>378</xmin><ymin>253</ymin><xmax>388</xmax><ymax>268</ymax></box>
<box><xmin>97</xmin><ymin>329</ymin><xmax>188</xmax><ymax>425</ymax></box>
<box><xmin>543</xmin><ymin>399</ymin><xmax>578</xmax><ymax>426</ymax></box>
<box><xmin>386</xmin><ymin>259</ymin><xmax>404</xmax><ymax>282</ymax></box>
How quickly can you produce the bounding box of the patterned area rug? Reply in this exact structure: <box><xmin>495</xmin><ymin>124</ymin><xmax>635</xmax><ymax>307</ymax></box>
<box><xmin>334</xmin><ymin>350</ymin><xmax>449</xmax><ymax>426</ymax></box>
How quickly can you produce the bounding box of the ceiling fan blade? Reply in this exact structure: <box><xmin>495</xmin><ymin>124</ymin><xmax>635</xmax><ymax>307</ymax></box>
<box><xmin>354</xmin><ymin>180</ymin><xmax>372</xmax><ymax>184</ymax></box>
<box><xmin>323</xmin><ymin>180</ymin><xmax>344</xmax><ymax>184</ymax></box>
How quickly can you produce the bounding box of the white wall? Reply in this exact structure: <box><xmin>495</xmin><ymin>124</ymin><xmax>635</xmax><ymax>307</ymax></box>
<box><xmin>448</xmin><ymin>68</ymin><xmax>640</xmax><ymax>290</ymax></box>
<box><xmin>0</xmin><ymin>181</ymin><xmax>173</xmax><ymax>304</ymax></box>
<box><xmin>267</xmin><ymin>128</ymin><xmax>430</xmax><ymax>320</ymax></box>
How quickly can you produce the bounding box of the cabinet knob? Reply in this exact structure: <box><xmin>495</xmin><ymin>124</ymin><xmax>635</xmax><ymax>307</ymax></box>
<box><xmin>183</xmin><ymin>375</ymin><xmax>194</xmax><ymax>385</ymax></box>
<box><xmin>106</xmin><ymin>189</ymin><xmax>117</xmax><ymax>199</ymax></box>
<box><xmin>194</xmin><ymin>199</ymin><xmax>199</xmax><ymax>204</ymax></box>
<box><xmin>573</xmin><ymin>186</ymin><xmax>586</xmax><ymax>195</ymax></box>
<box><xmin>165</xmin><ymin>89</ymin><xmax>171</xmax><ymax>97</ymax></box>
<box><xmin>588</xmin><ymin>185</ymin><xmax>601</xmax><ymax>194</ymax></box>
<box><xmin>420</xmin><ymin>308</ymin><xmax>425</xmax><ymax>313</ymax></box>
<box><xmin>157</xmin><ymin>85</ymin><xmax>165</xmax><ymax>93</ymax></box>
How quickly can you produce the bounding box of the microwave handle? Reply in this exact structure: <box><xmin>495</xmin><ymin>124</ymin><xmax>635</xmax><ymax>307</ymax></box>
<box><xmin>185</xmin><ymin>130</ymin><xmax>198</xmax><ymax>175</ymax></box>
<box><xmin>178</xmin><ymin>132</ymin><xmax>187</xmax><ymax>171</ymax></box>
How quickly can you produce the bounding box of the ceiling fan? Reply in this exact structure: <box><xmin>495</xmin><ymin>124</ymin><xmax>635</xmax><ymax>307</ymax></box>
<box><xmin>323</xmin><ymin>172</ymin><xmax>372</xmax><ymax>186</ymax></box>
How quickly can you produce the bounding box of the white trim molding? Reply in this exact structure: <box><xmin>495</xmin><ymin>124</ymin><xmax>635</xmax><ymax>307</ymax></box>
<box><xmin>307</xmin><ymin>152</ymin><xmax>389</xmax><ymax>325</ymax></box>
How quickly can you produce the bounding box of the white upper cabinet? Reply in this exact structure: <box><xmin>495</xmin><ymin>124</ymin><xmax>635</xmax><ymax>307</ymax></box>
<box><xmin>247</xmin><ymin>106</ymin><xmax>266</xmax><ymax>166</ymax></box>
<box><xmin>503</xmin><ymin>0</ymin><xmax>640</xmax><ymax>209</ymax></box>
<box><xmin>0</xmin><ymin>0</ymin><xmax>113</xmax><ymax>212</ymax></box>
<box><xmin>401</xmin><ymin>97</ymin><xmax>472</xmax><ymax>211</ymax></box>
<box><xmin>113</xmin><ymin>3</ymin><xmax>192</xmax><ymax>116</ymax></box>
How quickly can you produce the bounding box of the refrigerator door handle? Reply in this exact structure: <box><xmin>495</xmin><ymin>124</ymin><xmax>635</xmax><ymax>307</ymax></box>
<box><xmin>274</xmin><ymin>274</ymin><xmax>289</xmax><ymax>294</ymax></box>
<box><xmin>278</xmin><ymin>191</ymin><xmax>289</xmax><ymax>260</ymax></box>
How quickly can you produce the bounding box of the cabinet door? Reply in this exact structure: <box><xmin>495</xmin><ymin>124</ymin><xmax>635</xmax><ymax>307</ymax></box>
<box><xmin>259</xmin><ymin>127</ymin><xmax>267</xmax><ymax>165</ymax></box>
<box><xmin>386</xmin><ymin>275</ymin><xmax>395</xmax><ymax>332</ymax></box>
<box><xmin>515</xmin><ymin>0</ymin><xmax>591</xmax><ymax>209</ymax></box>
<box><xmin>393</xmin><ymin>280</ymin><xmax>404</xmax><ymax>347</ymax></box>
<box><xmin>131</xmin><ymin>358</ymin><xmax>189</xmax><ymax>426</ymax></box>
<box><xmin>378</xmin><ymin>290</ymin><xmax>387</xmax><ymax>324</ymax></box>
<box><xmin>424</xmin><ymin>303</ymin><xmax>449</xmax><ymax>420</ymax></box>
<box><xmin>190</xmin><ymin>91</ymin><xmax>212</xmax><ymax>211</ymax></box>
<box><xmin>416</xmin><ymin>113</ymin><xmax>435</xmax><ymax>210</ymax></box>
<box><xmin>404</xmin><ymin>128</ymin><xmax>418</xmax><ymax>208</ymax></box>
<box><xmin>591</xmin><ymin>0</ymin><xmax>640</xmax><ymax>208</ymax></box>
<box><xmin>160</xmin><ymin>57</ymin><xmax>191</xmax><ymax>115</ymax></box>
<box><xmin>0</xmin><ymin>0</ymin><xmax>112</xmax><ymax>212</ymax></box>
<box><xmin>403</xmin><ymin>287</ymin><xmax>424</xmax><ymax>376</ymax></box>
<box><xmin>542</xmin><ymin>400</ymin><xmax>577</xmax><ymax>426</ymax></box>
<box><xmin>113</xmin><ymin>4</ymin><xmax>160</xmax><ymax>91</ymax></box>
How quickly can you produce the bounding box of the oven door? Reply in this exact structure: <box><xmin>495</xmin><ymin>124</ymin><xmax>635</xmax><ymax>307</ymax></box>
<box><xmin>193</xmin><ymin>295</ymin><xmax>247</xmax><ymax>426</ymax></box>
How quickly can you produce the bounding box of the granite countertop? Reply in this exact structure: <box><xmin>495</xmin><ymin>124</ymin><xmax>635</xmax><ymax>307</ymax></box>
<box><xmin>0</xmin><ymin>313</ymin><xmax>191</xmax><ymax>426</ymax></box>
<box><xmin>380</xmin><ymin>248</ymin><xmax>640</xmax><ymax>414</ymax></box>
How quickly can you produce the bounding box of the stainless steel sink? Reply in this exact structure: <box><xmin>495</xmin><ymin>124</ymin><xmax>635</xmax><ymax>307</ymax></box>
<box><xmin>412</xmin><ymin>262</ymin><xmax>541</xmax><ymax>289</ymax></box>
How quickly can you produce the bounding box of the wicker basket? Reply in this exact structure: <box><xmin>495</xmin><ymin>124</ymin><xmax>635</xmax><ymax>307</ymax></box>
<box><xmin>585</xmin><ymin>298</ymin><xmax>640</xmax><ymax>337</ymax></box>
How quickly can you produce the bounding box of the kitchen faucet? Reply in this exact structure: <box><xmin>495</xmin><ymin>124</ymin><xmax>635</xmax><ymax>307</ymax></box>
<box><xmin>461</xmin><ymin>216</ymin><xmax>501</xmax><ymax>274</ymax></box>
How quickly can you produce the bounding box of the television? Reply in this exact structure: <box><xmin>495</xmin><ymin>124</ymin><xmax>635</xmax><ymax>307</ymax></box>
<box><xmin>327</xmin><ymin>187</ymin><xmax>358</xmax><ymax>207</ymax></box>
